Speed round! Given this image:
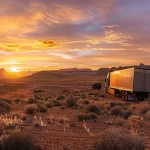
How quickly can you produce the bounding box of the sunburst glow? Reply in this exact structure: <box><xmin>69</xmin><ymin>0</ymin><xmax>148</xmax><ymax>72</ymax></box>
<box><xmin>10</xmin><ymin>67</ymin><xmax>19</xmax><ymax>72</ymax></box>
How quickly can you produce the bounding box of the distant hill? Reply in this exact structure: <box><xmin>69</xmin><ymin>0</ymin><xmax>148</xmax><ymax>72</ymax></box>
<box><xmin>26</xmin><ymin>68</ymin><xmax>96</xmax><ymax>78</ymax></box>
<box><xmin>59</xmin><ymin>68</ymin><xmax>92</xmax><ymax>72</ymax></box>
<box><xmin>58</xmin><ymin>68</ymin><xmax>95</xmax><ymax>76</ymax></box>
<box><xmin>0</xmin><ymin>68</ymin><xmax>8</xmax><ymax>78</ymax></box>
<box><xmin>96</xmin><ymin>64</ymin><xmax>150</xmax><ymax>76</ymax></box>
<box><xmin>26</xmin><ymin>71</ymin><xmax>66</xmax><ymax>79</ymax></box>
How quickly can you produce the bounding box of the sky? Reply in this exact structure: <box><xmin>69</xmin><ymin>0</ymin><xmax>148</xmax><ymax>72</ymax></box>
<box><xmin>0</xmin><ymin>0</ymin><xmax>150</xmax><ymax>71</ymax></box>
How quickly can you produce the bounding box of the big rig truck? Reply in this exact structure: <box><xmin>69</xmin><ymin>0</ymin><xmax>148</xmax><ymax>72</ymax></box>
<box><xmin>105</xmin><ymin>67</ymin><xmax>150</xmax><ymax>100</ymax></box>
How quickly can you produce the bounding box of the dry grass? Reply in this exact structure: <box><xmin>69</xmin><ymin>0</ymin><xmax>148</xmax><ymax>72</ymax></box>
<box><xmin>126</xmin><ymin>115</ymin><xmax>144</xmax><ymax>133</ymax></box>
<box><xmin>93</xmin><ymin>128</ymin><xmax>145</xmax><ymax>150</ymax></box>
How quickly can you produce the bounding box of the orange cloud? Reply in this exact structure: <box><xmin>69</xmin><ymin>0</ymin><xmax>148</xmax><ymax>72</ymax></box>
<box><xmin>34</xmin><ymin>40</ymin><xmax>59</xmax><ymax>48</ymax></box>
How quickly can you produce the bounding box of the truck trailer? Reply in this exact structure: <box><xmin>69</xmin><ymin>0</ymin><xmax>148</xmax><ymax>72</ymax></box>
<box><xmin>105</xmin><ymin>67</ymin><xmax>150</xmax><ymax>100</ymax></box>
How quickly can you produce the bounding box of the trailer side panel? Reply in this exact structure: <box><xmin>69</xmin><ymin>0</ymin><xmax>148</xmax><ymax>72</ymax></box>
<box><xmin>110</xmin><ymin>68</ymin><xmax>134</xmax><ymax>92</ymax></box>
<box><xmin>134</xmin><ymin>69</ymin><xmax>145</xmax><ymax>92</ymax></box>
<box><xmin>145</xmin><ymin>70</ymin><xmax>150</xmax><ymax>92</ymax></box>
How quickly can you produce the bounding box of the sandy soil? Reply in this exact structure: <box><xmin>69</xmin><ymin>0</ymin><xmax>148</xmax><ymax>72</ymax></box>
<box><xmin>0</xmin><ymin>76</ymin><xmax>150</xmax><ymax>150</ymax></box>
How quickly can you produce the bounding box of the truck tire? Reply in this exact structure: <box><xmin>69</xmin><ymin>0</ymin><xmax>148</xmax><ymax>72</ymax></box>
<box><xmin>121</xmin><ymin>91</ymin><xmax>125</xmax><ymax>99</ymax></box>
<box><xmin>124</xmin><ymin>92</ymin><xmax>128</xmax><ymax>101</ymax></box>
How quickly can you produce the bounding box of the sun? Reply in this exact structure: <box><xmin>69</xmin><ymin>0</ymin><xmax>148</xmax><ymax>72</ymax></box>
<box><xmin>10</xmin><ymin>67</ymin><xmax>19</xmax><ymax>72</ymax></box>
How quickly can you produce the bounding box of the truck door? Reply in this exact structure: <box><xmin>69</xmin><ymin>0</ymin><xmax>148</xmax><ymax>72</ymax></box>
<box><xmin>134</xmin><ymin>69</ymin><xmax>145</xmax><ymax>92</ymax></box>
<box><xmin>144</xmin><ymin>70</ymin><xmax>150</xmax><ymax>92</ymax></box>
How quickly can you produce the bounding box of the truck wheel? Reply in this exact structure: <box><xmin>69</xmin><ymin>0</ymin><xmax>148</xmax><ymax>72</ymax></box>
<box><xmin>124</xmin><ymin>92</ymin><xmax>128</xmax><ymax>101</ymax></box>
<box><xmin>105</xmin><ymin>88</ymin><xmax>108</xmax><ymax>93</ymax></box>
<box><xmin>121</xmin><ymin>91</ymin><xmax>125</xmax><ymax>99</ymax></box>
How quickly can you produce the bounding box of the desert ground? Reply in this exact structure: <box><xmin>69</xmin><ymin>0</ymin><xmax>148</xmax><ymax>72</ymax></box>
<box><xmin>0</xmin><ymin>76</ymin><xmax>150</xmax><ymax>150</ymax></box>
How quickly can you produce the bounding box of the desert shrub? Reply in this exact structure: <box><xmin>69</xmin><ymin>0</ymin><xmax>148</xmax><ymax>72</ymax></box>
<box><xmin>0</xmin><ymin>100</ymin><xmax>12</xmax><ymax>113</ymax></box>
<box><xmin>37</xmin><ymin>104</ymin><xmax>47</xmax><ymax>113</ymax></box>
<box><xmin>34</xmin><ymin>121</ymin><xmax>41</xmax><ymax>128</ymax></box>
<box><xmin>110</xmin><ymin>106</ymin><xmax>132</xmax><ymax>118</ymax></box>
<box><xmin>0</xmin><ymin>99</ymin><xmax>12</xmax><ymax>105</ymax></box>
<box><xmin>82</xmin><ymin>100</ymin><xmax>90</xmax><ymax>105</ymax></box>
<box><xmin>101</xmin><ymin>94</ymin><xmax>105</xmax><ymax>97</ymax></box>
<box><xmin>122</xmin><ymin>109</ymin><xmax>132</xmax><ymax>119</ymax></box>
<box><xmin>110</xmin><ymin>106</ymin><xmax>123</xmax><ymax>116</ymax></box>
<box><xmin>130</xmin><ymin>105</ymin><xmax>137</xmax><ymax>110</ymax></box>
<box><xmin>78</xmin><ymin>100</ymin><xmax>90</xmax><ymax>105</ymax></box>
<box><xmin>65</xmin><ymin>95</ymin><xmax>77</xmax><ymax>107</ymax></box>
<box><xmin>0</xmin><ymin>132</ymin><xmax>40</xmax><ymax>150</ymax></box>
<box><xmin>68</xmin><ymin>119</ymin><xmax>77</xmax><ymax>127</ymax></box>
<box><xmin>138</xmin><ymin>104</ymin><xmax>150</xmax><ymax>114</ymax></box>
<box><xmin>109</xmin><ymin>101</ymin><xmax>124</xmax><ymax>108</ymax></box>
<box><xmin>11</xmin><ymin>113</ymin><xmax>20</xmax><ymax>119</ymax></box>
<box><xmin>85</xmin><ymin>104</ymin><xmax>100</xmax><ymax>114</ymax></box>
<box><xmin>0</xmin><ymin>122</ymin><xmax>4</xmax><ymax>136</ymax></box>
<box><xmin>102</xmin><ymin>109</ymin><xmax>109</xmax><ymax>116</ymax></box>
<box><xmin>77</xmin><ymin>113</ymin><xmax>97</xmax><ymax>122</ymax></box>
<box><xmin>93</xmin><ymin>128</ymin><xmax>145</xmax><ymax>150</ymax></box>
<box><xmin>92</xmin><ymin>97</ymin><xmax>99</xmax><ymax>101</ymax></box>
<box><xmin>89</xmin><ymin>92</ymin><xmax>95</xmax><ymax>95</ymax></box>
<box><xmin>57</xmin><ymin>95</ymin><xmax>65</xmax><ymax>100</ymax></box>
<box><xmin>81</xmin><ymin>94</ymin><xmax>86</xmax><ymax>98</ymax></box>
<box><xmin>145</xmin><ymin>110</ymin><xmax>150</xmax><ymax>120</ymax></box>
<box><xmin>27</xmin><ymin>98</ymin><xmax>37</xmax><ymax>104</ymax></box>
<box><xmin>51</xmin><ymin>100</ymin><xmax>61</xmax><ymax>106</ymax></box>
<box><xmin>103</xmin><ymin>104</ymin><xmax>111</xmax><ymax>110</ymax></box>
<box><xmin>34</xmin><ymin>89</ymin><xmax>45</xmax><ymax>93</ymax></box>
<box><xmin>114</xmin><ymin>117</ymin><xmax>125</xmax><ymax>126</ymax></box>
<box><xmin>20</xmin><ymin>114</ymin><xmax>27</xmax><ymax>121</ymax></box>
<box><xmin>34</xmin><ymin>95</ymin><xmax>41</xmax><ymax>100</ymax></box>
<box><xmin>25</xmin><ymin>104</ymin><xmax>38</xmax><ymax>114</ymax></box>
<box><xmin>45</xmin><ymin>102</ymin><xmax>52</xmax><ymax>108</ymax></box>
<box><xmin>14</xmin><ymin>99</ymin><xmax>21</xmax><ymax>104</ymax></box>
